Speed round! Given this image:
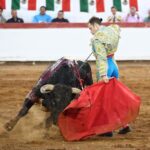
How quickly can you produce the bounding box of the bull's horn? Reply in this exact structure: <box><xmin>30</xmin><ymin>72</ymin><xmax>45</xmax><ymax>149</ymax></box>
<box><xmin>40</xmin><ymin>84</ymin><xmax>54</xmax><ymax>94</ymax></box>
<box><xmin>72</xmin><ymin>88</ymin><xmax>81</xmax><ymax>94</ymax></box>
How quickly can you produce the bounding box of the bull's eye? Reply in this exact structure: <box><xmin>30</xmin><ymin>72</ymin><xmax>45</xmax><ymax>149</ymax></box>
<box><xmin>55</xmin><ymin>97</ymin><xmax>61</xmax><ymax>102</ymax></box>
<box><xmin>51</xmin><ymin>100</ymin><xmax>56</xmax><ymax>107</ymax></box>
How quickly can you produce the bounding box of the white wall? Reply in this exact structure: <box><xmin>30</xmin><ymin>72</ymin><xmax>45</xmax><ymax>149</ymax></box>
<box><xmin>0</xmin><ymin>27</ymin><xmax>150</xmax><ymax>61</ymax></box>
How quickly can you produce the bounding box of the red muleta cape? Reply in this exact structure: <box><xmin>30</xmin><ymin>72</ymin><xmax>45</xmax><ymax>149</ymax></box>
<box><xmin>58</xmin><ymin>78</ymin><xmax>141</xmax><ymax>141</ymax></box>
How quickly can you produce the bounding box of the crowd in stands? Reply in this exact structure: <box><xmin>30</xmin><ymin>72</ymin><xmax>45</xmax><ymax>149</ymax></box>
<box><xmin>0</xmin><ymin>6</ymin><xmax>150</xmax><ymax>24</ymax></box>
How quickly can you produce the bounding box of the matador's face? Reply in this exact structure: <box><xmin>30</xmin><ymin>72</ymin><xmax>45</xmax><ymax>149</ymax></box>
<box><xmin>88</xmin><ymin>23</ymin><xmax>100</xmax><ymax>35</ymax></box>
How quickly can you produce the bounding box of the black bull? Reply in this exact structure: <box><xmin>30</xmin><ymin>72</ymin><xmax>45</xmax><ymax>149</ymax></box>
<box><xmin>4</xmin><ymin>58</ymin><xmax>93</xmax><ymax>131</ymax></box>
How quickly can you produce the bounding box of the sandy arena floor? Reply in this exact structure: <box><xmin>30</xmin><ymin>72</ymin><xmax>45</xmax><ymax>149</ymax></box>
<box><xmin>0</xmin><ymin>61</ymin><xmax>150</xmax><ymax>150</ymax></box>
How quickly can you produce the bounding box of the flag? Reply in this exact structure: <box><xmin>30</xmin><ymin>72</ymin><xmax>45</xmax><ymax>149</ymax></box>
<box><xmin>113</xmin><ymin>0</ymin><xmax>122</xmax><ymax>11</ymax></box>
<box><xmin>11</xmin><ymin>0</ymin><xmax>20</xmax><ymax>9</ymax></box>
<box><xmin>62</xmin><ymin>0</ymin><xmax>70</xmax><ymax>11</ymax></box>
<box><xmin>0</xmin><ymin>0</ymin><xmax>5</xmax><ymax>9</ymax></box>
<box><xmin>28</xmin><ymin>0</ymin><xmax>36</xmax><ymax>10</ymax></box>
<box><xmin>3</xmin><ymin>0</ymin><xmax>140</xmax><ymax>13</ymax></box>
<box><xmin>129</xmin><ymin>0</ymin><xmax>138</xmax><ymax>11</ymax></box>
<box><xmin>11</xmin><ymin>0</ymin><xmax>71</xmax><ymax>11</ymax></box>
<box><xmin>80</xmin><ymin>0</ymin><xmax>105</xmax><ymax>12</ymax></box>
<box><xmin>11</xmin><ymin>0</ymin><xmax>36</xmax><ymax>10</ymax></box>
<box><xmin>96</xmin><ymin>0</ymin><xmax>105</xmax><ymax>12</ymax></box>
<box><xmin>113</xmin><ymin>0</ymin><xmax>139</xmax><ymax>12</ymax></box>
<box><xmin>80</xmin><ymin>0</ymin><xmax>88</xmax><ymax>12</ymax></box>
<box><xmin>46</xmin><ymin>0</ymin><xmax>54</xmax><ymax>11</ymax></box>
<box><xmin>46</xmin><ymin>0</ymin><xmax>70</xmax><ymax>11</ymax></box>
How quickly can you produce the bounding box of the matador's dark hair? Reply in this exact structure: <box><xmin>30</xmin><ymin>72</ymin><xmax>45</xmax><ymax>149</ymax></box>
<box><xmin>88</xmin><ymin>17</ymin><xmax>103</xmax><ymax>25</ymax></box>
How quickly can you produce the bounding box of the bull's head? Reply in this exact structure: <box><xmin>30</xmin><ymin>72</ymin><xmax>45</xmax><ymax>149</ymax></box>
<box><xmin>40</xmin><ymin>84</ymin><xmax>81</xmax><ymax>125</ymax></box>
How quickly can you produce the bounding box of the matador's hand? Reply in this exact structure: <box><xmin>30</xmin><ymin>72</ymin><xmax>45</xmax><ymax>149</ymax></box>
<box><xmin>102</xmin><ymin>76</ymin><xmax>109</xmax><ymax>83</ymax></box>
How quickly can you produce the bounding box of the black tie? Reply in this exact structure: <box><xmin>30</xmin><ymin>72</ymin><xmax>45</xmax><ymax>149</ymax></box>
<box><xmin>113</xmin><ymin>16</ymin><xmax>116</xmax><ymax>22</ymax></box>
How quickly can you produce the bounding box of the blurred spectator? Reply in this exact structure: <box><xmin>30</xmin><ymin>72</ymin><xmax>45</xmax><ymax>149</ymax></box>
<box><xmin>144</xmin><ymin>9</ymin><xmax>150</xmax><ymax>23</ymax></box>
<box><xmin>124</xmin><ymin>7</ymin><xmax>142</xmax><ymax>22</ymax></box>
<box><xmin>107</xmin><ymin>6</ymin><xmax>122</xmax><ymax>23</ymax></box>
<box><xmin>52</xmin><ymin>10</ymin><xmax>69</xmax><ymax>23</ymax></box>
<box><xmin>6</xmin><ymin>10</ymin><xmax>24</xmax><ymax>23</ymax></box>
<box><xmin>32</xmin><ymin>6</ymin><xmax>52</xmax><ymax>23</ymax></box>
<box><xmin>0</xmin><ymin>7</ymin><xmax>6</xmax><ymax>23</ymax></box>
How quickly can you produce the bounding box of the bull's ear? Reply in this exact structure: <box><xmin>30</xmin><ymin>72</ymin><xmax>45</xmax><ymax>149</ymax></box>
<box><xmin>72</xmin><ymin>88</ymin><xmax>81</xmax><ymax>94</ymax></box>
<box><xmin>40</xmin><ymin>84</ymin><xmax>54</xmax><ymax>94</ymax></box>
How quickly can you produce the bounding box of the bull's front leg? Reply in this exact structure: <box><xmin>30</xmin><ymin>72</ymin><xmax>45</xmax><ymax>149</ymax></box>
<box><xmin>44</xmin><ymin>112</ymin><xmax>53</xmax><ymax>129</ymax></box>
<box><xmin>4</xmin><ymin>115</ymin><xmax>21</xmax><ymax>131</ymax></box>
<box><xmin>43</xmin><ymin>111</ymin><xmax>53</xmax><ymax>139</ymax></box>
<box><xmin>4</xmin><ymin>98</ymin><xmax>34</xmax><ymax>131</ymax></box>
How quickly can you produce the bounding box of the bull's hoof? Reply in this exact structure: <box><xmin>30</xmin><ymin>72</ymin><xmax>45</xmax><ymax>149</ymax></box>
<box><xmin>118</xmin><ymin>126</ymin><xmax>131</xmax><ymax>134</ymax></box>
<box><xmin>4</xmin><ymin>118</ymin><xmax>18</xmax><ymax>131</ymax></box>
<box><xmin>4</xmin><ymin>122</ymin><xmax>14</xmax><ymax>131</ymax></box>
